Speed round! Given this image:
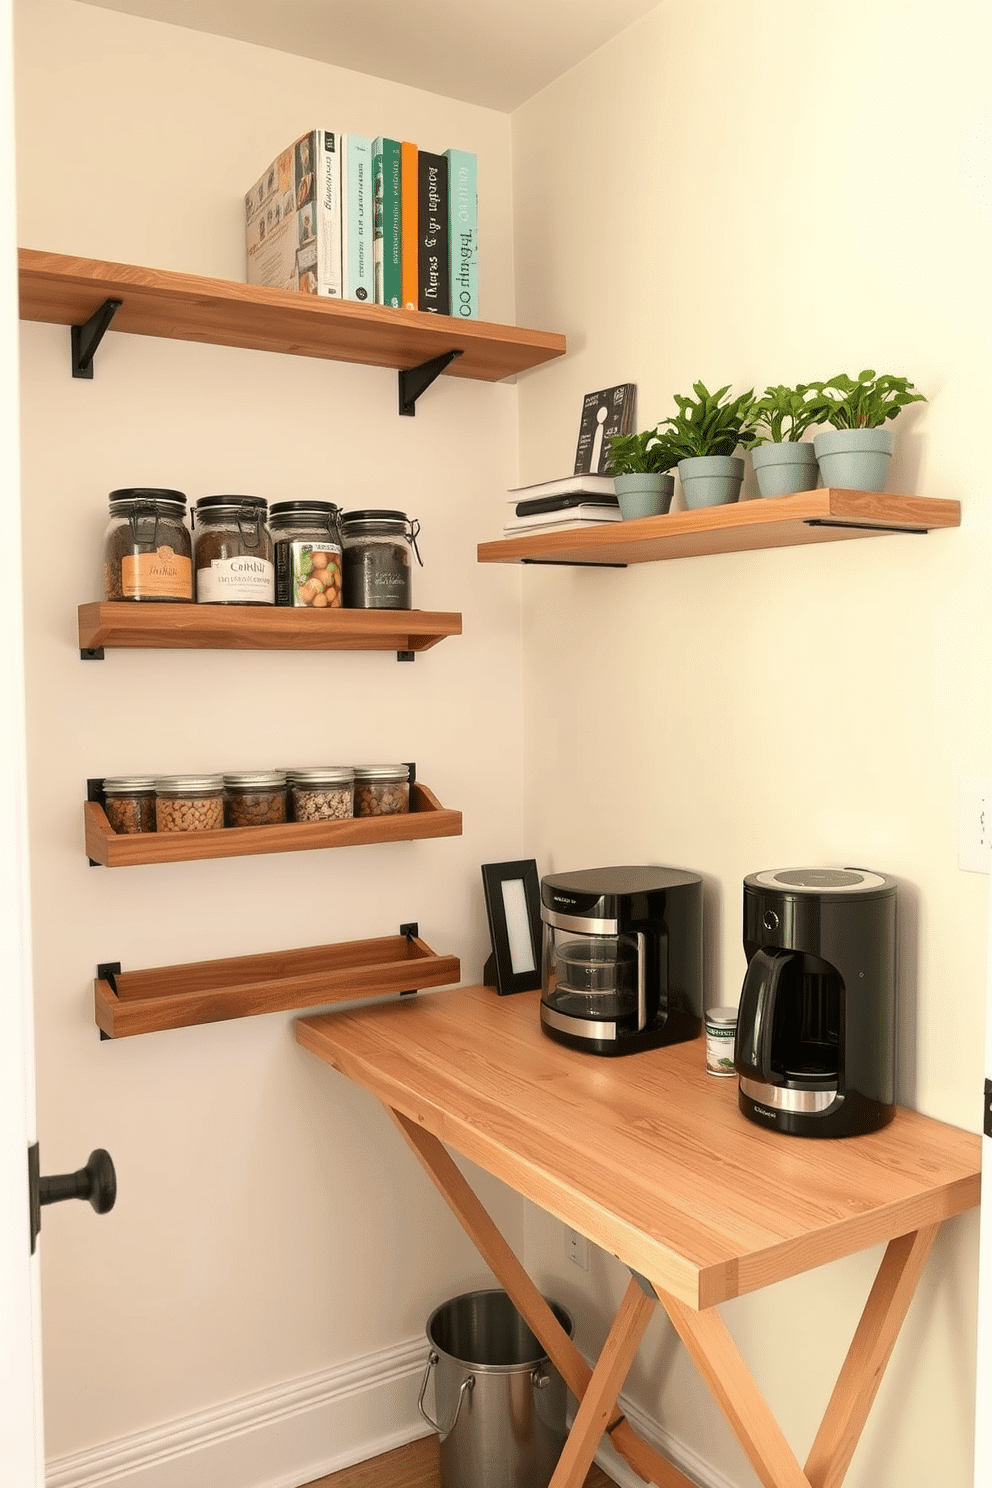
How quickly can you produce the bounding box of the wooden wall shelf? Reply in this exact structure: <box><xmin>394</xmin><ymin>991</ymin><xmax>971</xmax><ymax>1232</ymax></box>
<box><xmin>19</xmin><ymin>249</ymin><xmax>566</xmax><ymax>386</ymax></box>
<box><xmin>477</xmin><ymin>489</ymin><xmax>961</xmax><ymax>568</ymax></box>
<box><xmin>77</xmin><ymin>602</ymin><xmax>462</xmax><ymax>656</ymax></box>
<box><xmin>94</xmin><ymin>932</ymin><xmax>460</xmax><ymax>1039</ymax></box>
<box><xmin>85</xmin><ymin>783</ymin><xmax>461</xmax><ymax>867</ymax></box>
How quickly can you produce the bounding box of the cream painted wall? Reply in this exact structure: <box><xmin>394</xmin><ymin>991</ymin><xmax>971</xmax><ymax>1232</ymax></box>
<box><xmin>14</xmin><ymin>0</ymin><xmax>530</xmax><ymax>1462</ymax></box>
<box><xmin>513</xmin><ymin>2</ymin><xmax>990</xmax><ymax>1486</ymax></box>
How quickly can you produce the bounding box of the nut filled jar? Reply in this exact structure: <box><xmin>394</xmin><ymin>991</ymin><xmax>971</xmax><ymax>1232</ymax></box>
<box><xmin>223</xmin><ymin>770</ymin><xmax>287</xmax><ymax>827</ymax></box>
<box><xmin>270</xmin><ymin>501</ymin><xmax>343</xmax><ymax>608</ymax></box>
<box><xmin>289</xmin><ymin>767</ymin><xmax>354</xmax><ymax>823</ymax></box>
<box><xmin>102</xmin><ymin>776</ymin><xmax>157</xmax><ymax>834</ymax></box>
<box><xmin>340</xmin><ymin>510</ymin><xmax>421</xmax><ymax>610</ymax></box>
<box><xmin>103</xmin><ymin>488</ymin><xmax>193</xmax><ymax>602</ymax></box>
<box><xmin>155</xmin><ymin>775</ymin><xmax>226</xmax><ymax>832</ymax></box>
<box><xmin>352</xmin><ymin>764</ymin><xmax>410</xmax><ymax>817</ymax></box>
<box><xmin>193</xmin><ymin>495</ymin><xmax>275</xmax><ymax>605</ymax></box>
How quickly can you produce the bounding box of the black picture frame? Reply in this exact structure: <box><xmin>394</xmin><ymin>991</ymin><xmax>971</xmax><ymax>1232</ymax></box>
<box><xmin>481</xmin><ymin>859</ymin><xmax>542</xmax><ymax>996</ymax></box>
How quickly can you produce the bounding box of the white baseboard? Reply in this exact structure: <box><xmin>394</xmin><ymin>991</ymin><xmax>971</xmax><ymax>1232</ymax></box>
<box><xmin>46</xmin><ymin>1336</ymin><xmax>738</xmax><ymax>1488</ymax></box>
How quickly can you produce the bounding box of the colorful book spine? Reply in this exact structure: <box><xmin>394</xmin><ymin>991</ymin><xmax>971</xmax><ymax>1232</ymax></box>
<box><xmin>372</xmin><ymin>136</ymin><xmax>402</xmax><ymax>308</ymax></box>
<box><xmin>317</xmin><ymin>130</ymin><xmax>343</xmax><ymax>298</ymax></box>
<box><xmin>400</xmin><ymin>140</ymin><xmax>419</xmax><ymax>310</ymax></box>
<box><xmin>444</xmin><ymin>148</ymin><xmax>478</xmax><ymax>319</ymax></box>
<box><xmin>341</xmin><ymin>134</ymin><xmax>374</xmax><ymax>303</ymax></box>
<box><xmin>417</xmin><ymin>151</ymin><xmax>450</xmax><ymax>315</ymax></box>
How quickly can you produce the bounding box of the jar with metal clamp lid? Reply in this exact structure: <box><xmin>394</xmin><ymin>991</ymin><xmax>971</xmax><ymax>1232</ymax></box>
<box><xmin>340</xmin><ymin>510</ymin><xmax>421</xmax><ymax>610</ymax></box>
<box><xmin>192</xmin><ymin>495</ymin><xmax>275</xmax><ymax>605</ymax></box>
<box><xmin>103</xmin><ymin>488</ymin><xmax>193</xmax><ymax>602</ymax></box>
<box><xmin>269</xmin><ymin>500</ymin><xmax>342</xmax><ymax>608</ymax></box>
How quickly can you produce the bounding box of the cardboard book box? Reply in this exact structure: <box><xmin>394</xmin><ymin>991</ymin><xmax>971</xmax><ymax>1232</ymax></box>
<box><xmin>245</xmin><ymin>130</ymin><xmax>342</xmax><ymax>298</ymax></box>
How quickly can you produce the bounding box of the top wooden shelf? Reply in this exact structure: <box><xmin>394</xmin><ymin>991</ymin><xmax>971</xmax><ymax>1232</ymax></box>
<box><xmin>18</xmin><ymin>249</ymin><xmax>567</xmax><ymax>384</ymax></box>
<box><xmin>477</xmin><ymin>489</ymin><xmax>961</xmax><ymax>567</ymax></box>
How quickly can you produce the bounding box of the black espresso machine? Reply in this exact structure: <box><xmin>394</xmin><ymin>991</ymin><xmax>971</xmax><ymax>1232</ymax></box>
<box><xmin>539</xmin><ymin>865</ymin><xmax>702</xmax><ymax>1055</ymax></box>
<box><xmin>735</xmin><ymin>868</ymin><xmax>897</xmax><ymax>1137</ymax></box>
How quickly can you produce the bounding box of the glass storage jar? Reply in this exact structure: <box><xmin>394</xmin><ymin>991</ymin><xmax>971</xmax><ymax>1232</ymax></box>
<box><xmin>289</xmin><ymin>767</ymin><xmax>354</xmax><ymax>823</ymax></box>
<box><xmin>269</xmin><ymin>500</ymin><xmax>343</xmax><ymax>608</ymax></box>
<box><xmin>155</xmin><ymin>775</ymin><xmax>226</xmax><ymax>832</ymax></box>
<box><xmin>192</xmin><ymin>495</ymin><xmax>275</xmax><ymax>605</ymax></box>
<box><xmin>340</xmin><ymin>509</ymin><xmax>421</xmax><ymax>610</ymax></box>
<box><xmin>103</xmin><ymin>488</ymin><xmax>193</xmax><ymax>602</ymax></box>
<box><xmin>352</xmin><ymin>764</ymin><xmax>410</xmax><ymax>817</ymax></box>
<box><xmin>223</xmin><ymin>770</ymin><xmax>287</xmax><ymax>827</ymax></box>
<box><xmin>102</xmin><ymin>775</ymin><xmax>157</xmax><ymax>834</ymax></box>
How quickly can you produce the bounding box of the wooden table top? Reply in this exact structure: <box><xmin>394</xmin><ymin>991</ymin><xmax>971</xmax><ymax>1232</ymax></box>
<box><xmin>296</xmin><ymin>985</ymin><xmax>981</xmax><ymax>1310</ymax></box>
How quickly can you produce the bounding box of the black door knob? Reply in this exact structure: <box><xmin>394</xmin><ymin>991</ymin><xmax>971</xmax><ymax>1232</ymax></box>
<box><xmin>28</xmin><ymin>1145</ymin><xmax>116</xmax><ymax>1252</ymax></box>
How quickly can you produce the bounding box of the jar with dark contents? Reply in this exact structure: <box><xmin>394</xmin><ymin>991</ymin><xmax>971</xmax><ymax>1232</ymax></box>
<box><xmin>192</xmin><ymin>495</ymin><xmax>275</xmax><ymax>605</ymax></box>
<box><xmin>223</xmin><ymin>770</ymin><xmax>287</xmax><ymax>827</ymax></box>
<box><xmin>103</xmin><ymin>489</ymin><xmax>193</xmax><ymax>602</ymax></box>
<box><xmin>352</xmin><ymin>764</ymin><xmax>410</xmax><ymax>817</ymax></box>
<box><xmin>340</xmin><ymin>510</ymin><xmax>421</xmax><ymax>610</ymax></box>
<box><xmin>155</xmin><ymin>775</ymin><xmax>225</xmax><ymax>832</ymax></box>
<box><xmin>289</xmin><ymin>767</ymin><xmax>354</xmax><ymax>823</ymax></box>
<box><xmin>102</xmin><ymin>776</ymin><xmax>157</xmax><ymax>834</ymax></box>
<box><xmin>269</xmin><ymin>501</ymin><xmax>342</xmax><ymax>608</ymax></box>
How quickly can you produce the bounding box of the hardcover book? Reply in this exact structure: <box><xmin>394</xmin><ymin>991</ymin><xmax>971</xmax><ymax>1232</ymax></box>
<box><xmin>245</xmin><ymin>129</ymin><xmax>342</xmax><ymax>298</ymax></box>
<box><xmin>400</xmin><ymin>140</ymin><xmax>419</xmax><ymax>310</ymax></box>
<box><xmin>503</xmin><ymin>504</ymin><xmax>623</xmax><ymax>536</ymax></box>
<box><xmin>372</xmin><ymin>136</ymin><xmax>402</xmax><ymax>308</ymax></box>
<box><xmin>444</xmin><ymin>148</ymin><xmax>478</xmax><ymax>319</ymax></box>
<box><xmin>417</xmin><ymin>151</ymin><xmax>450</xmax><ymax>314</ymax></box>
<box><xmin>508</xmin><ymin>474</ymin><xmax>617</xmax><ymax>503</ymax></box>
<box><xmin>342</xmin><ymin>134</ymin><xmax>374</xmax><ymax>303</ymax></box>
<box><xmin>573</xmin><ymin>384</ymin><xmax>636</xmax><ymax>474</ymax></box>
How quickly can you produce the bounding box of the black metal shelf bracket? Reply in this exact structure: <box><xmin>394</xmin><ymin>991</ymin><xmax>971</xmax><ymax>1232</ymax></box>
<box><xmin>71</xmin><ymin>297</ymin><xmax>123</xmax><ymax>379</ymax></box>
<box><xmin>81</xmin><ymin>644</ymin><xmax>105</xmax><ymax>660</ymax></box>
<box><xmin>398</xmin><ymin>348</ymin><xmax>463</xmax><ymax>416</ymax></box>
<box><xmin>397</xmin><ymin>649</ymin><xmax>415</xmax><ymax>662</ymax></box>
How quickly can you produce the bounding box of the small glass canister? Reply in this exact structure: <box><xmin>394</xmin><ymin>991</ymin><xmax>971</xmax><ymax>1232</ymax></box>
<box><xmin>223</xmin><ymin>770</ymin><xmax>287</xmax><ymax>827</ymax></box>
<box><xmin>155</xmin><ymin>775</ymin><xmax>226</xmax><ymax>832</ymax></box>
<box><xmin>289</xmin><ymin>767</ymin><xmax>354</xmax><ymax>823</ymax></box>
<box><xmin>352</xmin><ymin>764</ymin><xmax>410</xmax><ymax>817</ymax></box>
<box><xmin>269</xmin><ymin>500</ymin><xmax>343</xmax><ymax>608</ymax></box>
<box><xmin>103</xmin><ymin>488</ymin><xmax>193</xmax><ymax>602</ymax></box>
<box><xmin>705</xmin><ymin>1006</ymin><xmax>738</xmax><ymax>1077</ymax></box>
<box><xmin>192</xmin><ymin>495</ymin><xmax>275</xmax><ymax>605</ymax></box>
<box><xmin>340</xmin><ymin>509</ymin><xmax>421</xmax><ymax>610</ymax></box>
<box><xmin>102</xmin><ymin>775</ymin><xmax>157</xmax><ymax>834</ymax></box>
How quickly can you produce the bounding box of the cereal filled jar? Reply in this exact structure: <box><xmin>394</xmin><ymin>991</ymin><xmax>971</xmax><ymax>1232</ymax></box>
<box><xmin>192</xmin><ymin>495</ymin><xmax>275</xmax><ymax>605</ymax></box>
<box><xmin>340</xmin><ymin>510</ymin><xmax>421</xmax><ymax>610</ymax></box>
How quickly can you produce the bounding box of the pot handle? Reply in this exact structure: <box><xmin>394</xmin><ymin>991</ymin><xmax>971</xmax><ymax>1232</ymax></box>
<box><xmin>418</xmin><ymin>1351</ymin><xmax>474</xmax><ymax>1440</ymax></box>
<box><xmin>735</xmin><ymin>947</ymin><xmax>794</xmax><ymax>1084</ymax></box>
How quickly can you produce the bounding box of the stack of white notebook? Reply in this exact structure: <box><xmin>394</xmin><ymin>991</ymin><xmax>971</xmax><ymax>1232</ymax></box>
<box><xmin>502</xmin><ymin>475</ymin><xmax>620</xmax><ymax>537</ymax></box>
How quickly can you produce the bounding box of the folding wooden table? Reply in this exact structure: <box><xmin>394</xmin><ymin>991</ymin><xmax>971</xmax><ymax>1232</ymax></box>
<box><xmin>296</xmin><ymin>985</ymin><xmax>981</xmax><ymax>1488</ymax></box>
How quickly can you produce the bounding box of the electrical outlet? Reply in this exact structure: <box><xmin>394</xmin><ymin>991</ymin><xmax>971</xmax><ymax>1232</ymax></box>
<box><xmin>566</xmin><ymin>1226</ymin><xmax>589</xmax><ymax>1269</ymax></box>
<box><xmin>959</xmin><ymin>779</ymin><xmax>992</xmax><ymax>873</ymax></box>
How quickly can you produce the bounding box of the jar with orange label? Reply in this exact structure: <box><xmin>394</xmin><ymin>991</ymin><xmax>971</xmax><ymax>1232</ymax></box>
<box><xmin>103</xmin><ymin>488</ymin><xmax>193</xmax><ymax>602</ymax></box>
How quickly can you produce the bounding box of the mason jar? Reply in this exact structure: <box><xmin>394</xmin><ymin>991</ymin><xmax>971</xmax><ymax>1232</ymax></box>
<box><xmin>103</xmin><ymin>488</ymin><xmax>193</xmax><ymax>602</ymax></box>
<box><xmin>289</xmin><ymin>767</ymin><xmax>354</xmax><ymax>823</ymax></box>
<box><xmin>192</xmin><ymin>495</ymin><xmax>275</xmax><ymax>605</ymax></box>
<box><xmin>352</xmin><ymin>764</ymin><xmax>410</xmax><ymax>817</ymax></box>
<box><xmin>269</xmin><ymin>500</ymin><xmax>343</xmax><ymax>608</ymax></box>
<box><xmin>102</xmin><ymin>775</ymin><xmax>157</xmax><ymax>834</ymax></box>
<box><xmin>223</xmin><ymin>770</ymin><xmax>287</xmax><ymax>827</ymax></box>
<box><xmin>339</xmin><ymin>509</ymin><xmax>421</xmax><ymax>610</ymax></box>
<box><xmin>154</xmin><ymin>775</ymin><xmax>226</xmax><ymax>832</ymax></box>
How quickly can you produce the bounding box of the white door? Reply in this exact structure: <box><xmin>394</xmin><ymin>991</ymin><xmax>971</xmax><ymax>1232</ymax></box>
<box><xmin>0</xmin><ymin>0</ymin><xmax>45</xmax><ymax>1480</ymax></box>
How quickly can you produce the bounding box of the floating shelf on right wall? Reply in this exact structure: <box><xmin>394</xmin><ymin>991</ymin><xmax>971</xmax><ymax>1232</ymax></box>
<box><xmin>477</xmin><ymin>489</ymin><xmax>961</xmax><ymax>568</ymax></box>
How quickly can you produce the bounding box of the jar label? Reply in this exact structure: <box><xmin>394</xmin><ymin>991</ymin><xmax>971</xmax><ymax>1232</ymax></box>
<box><xmin>705</xmin><ymin>1025</ymin><xmax>737</xmax><ymax>1076</ymax></box>
<box><xmin>196</xmin><ymin>555</ymin><xmax>275</xmax><ymax>604</ymax></box>
<box><xmin>275</xmin><ymin>542</ymin><xmax>342</xmax><ymax>607</ymax></box>
<box><xmin>121</xmin><ymin>546</ymin><xmax>192</xmax><ymax>600</ymax></box>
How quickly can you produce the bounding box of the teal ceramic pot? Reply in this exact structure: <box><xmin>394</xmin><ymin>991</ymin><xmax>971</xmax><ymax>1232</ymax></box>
<box><xmin>613</xmin><ymin>472</ymin><xmax>674</xmax><ymax>520</ymax></box>
<box><xmin>812</xmin><ymin>427</ymin><xmax>893</xmax><ymax>493</ymax></box>
<box><xmin>678</xmin><ymin>456</ymin><xmax>745</xmax><ymax>510</ymax></box>
<box><xmin>750</xmin><ymin>441</ymin><xmax>819</xmax><ymax>499</ymax></box>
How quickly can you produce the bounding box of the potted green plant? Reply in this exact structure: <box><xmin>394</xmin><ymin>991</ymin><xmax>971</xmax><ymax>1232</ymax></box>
<box><xmin>807</xmin><ymin>370</ymin><xmax>926</xmax><ymax>492</ymax></box>
<box><xmin>656</xmin><ymin>382</ymin><xmax>758</xmax><ymax>508</ymax></box>
<box><xmin>749</xmin><ymin>383</ymin><xmax>824</xmax><ymax>498</ymax></box>
<box><xmin>607</xmin><ymin>427</ymin><xmax>679</xmax><ymax>519</ymax></box>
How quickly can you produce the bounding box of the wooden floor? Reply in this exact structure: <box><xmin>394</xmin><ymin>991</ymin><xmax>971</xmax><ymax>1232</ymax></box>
<box><xmin>301</xmin><ymin>1433</ymin><xmax>616</xmax><ymax>1487</ymax></box>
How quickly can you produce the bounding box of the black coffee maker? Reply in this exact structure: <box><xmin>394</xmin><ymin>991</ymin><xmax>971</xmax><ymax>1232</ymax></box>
<box><xmin>735</xmin><ymin>868</ymin><xmax>897</xmax><ymax>1137</ymax></box>
<box><xmin>539</xmin><ymin>865</ymin><xmax>702</xmax><ymax>1055</ymax></box>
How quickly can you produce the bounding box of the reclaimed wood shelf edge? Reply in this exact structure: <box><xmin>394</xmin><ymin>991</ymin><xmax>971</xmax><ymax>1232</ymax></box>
<box><xmin>84</xmin><ymin>783</ymin><xmax>462</xmax><ymax>866</ymax></box>
<box><xmin>77</xmin><ymin>602</ymin><xmax>463</xmax><ymax>653</ymax></box>
<box><xmin>477</xmin><ymin>490</ymin><xmax>962</xmax><ymax>567</ymax></box>
<box><xmin>19</xmin><ymin>249</ymin><xmax>566</xmax><ymax>382</ymax></box>
<box><xmin>94</xmin><ymin>933</ymin><xmax>461</xmax><ymax>1038</ymax></box>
